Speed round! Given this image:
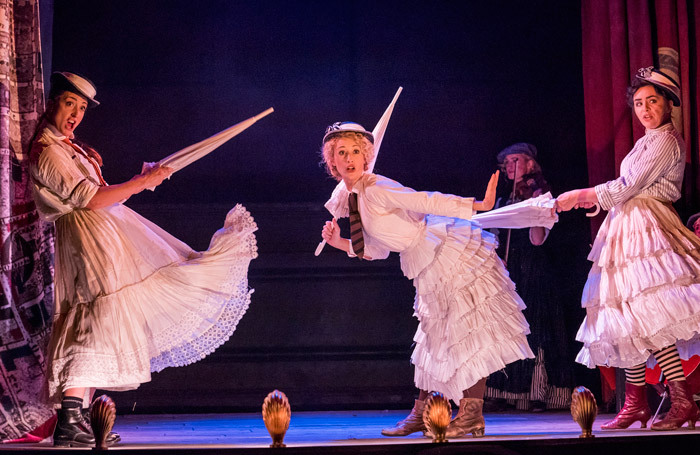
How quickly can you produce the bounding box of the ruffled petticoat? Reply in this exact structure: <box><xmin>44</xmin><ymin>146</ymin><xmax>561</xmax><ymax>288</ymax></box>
<box><xmin>410</xmin><ymin>217</ymin><xmax>534</xmax><ymax>403</ymax></box>
<box><xmin>47</xmin><ymin>203</ymin><xmax>257</xmax><ymax>402</ymax></box>
<box><xmin>576</xmin><ymin>195</ymin><xmax>700</xmax><ymax>369</ymax></box>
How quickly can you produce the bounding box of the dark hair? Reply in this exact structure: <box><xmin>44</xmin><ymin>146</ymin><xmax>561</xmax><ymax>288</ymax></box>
<box><xmin>626</xmin><ymin>79</ymin><xmax>674</xmax><ymax>108</ymax></box>
<box><xmin>28</xmin><ymin>89</ymin><xmax>94</xmax><ymax>162</ymax></box>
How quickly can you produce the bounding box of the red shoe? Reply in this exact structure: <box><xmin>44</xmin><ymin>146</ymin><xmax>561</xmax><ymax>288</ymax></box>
<box><xmin>651</xmin><ymin>380</ymin><xmax>700</xmax><ymax>430</ymax></box>
<box><xmin>601</xmin><ymin>383</ymin><xmax>651</xmax><ymax>429</ymax></box>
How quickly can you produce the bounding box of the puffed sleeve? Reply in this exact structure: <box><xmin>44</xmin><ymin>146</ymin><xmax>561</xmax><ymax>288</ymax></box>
<box><xmin>31</xmin><ymin>144</ymin><xmax>99</xmax><ymax>221</ymax></box>
<box><xmin>365</xmin><ymin>177</ymin><xmax>474</xmax><ymax>219</ymax></box>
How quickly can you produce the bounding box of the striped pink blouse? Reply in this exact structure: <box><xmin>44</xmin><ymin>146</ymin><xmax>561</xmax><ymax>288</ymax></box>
<box><xmin>595</xmin><ymin>123</ymin><xmax>685</xmax><ymax>211</ymax></box>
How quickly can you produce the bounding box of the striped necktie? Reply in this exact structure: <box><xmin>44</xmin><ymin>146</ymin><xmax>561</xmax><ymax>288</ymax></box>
<box><xmin>348</xmin><ymin>192</ymin><xmax>364</xmax><ymax>259</ymax></box>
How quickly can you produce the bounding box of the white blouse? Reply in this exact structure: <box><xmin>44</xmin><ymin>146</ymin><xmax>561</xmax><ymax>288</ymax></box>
<box><xmin>347</xmin><ymin>173</ymin><xmax>474</xmax><ymax>279</ymax></box>
<box><xmin>30</xmin><ymin>125</ymin><xmax>101</xmax><ymax>222</ymax></box>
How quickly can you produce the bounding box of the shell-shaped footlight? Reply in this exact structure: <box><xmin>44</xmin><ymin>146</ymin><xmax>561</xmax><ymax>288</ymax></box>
<box><xmin>91</xmin><ymin>395</ymin><xmax>117</xmax><ymax>450</ymax></box>
<box><xmin>262</xmin><ymin>390</ymin><xmax>291</xmax><ymax>448</ymax></box>
<box><xmin>423</xmin><ymin>391</ymin><xmax>451</xmax><ymax>443</ymax></box>
<box><xmin>571</xmin><ymin>386</ymin><xmax>597</xmax><ymax>438</ymax></box>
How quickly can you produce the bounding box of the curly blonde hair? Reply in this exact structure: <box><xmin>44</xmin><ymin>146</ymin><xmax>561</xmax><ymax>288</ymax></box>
<box><xmin>320</xmin><ymin>132</ymin><xmax>376</xmax><ymax>181</ymax></box>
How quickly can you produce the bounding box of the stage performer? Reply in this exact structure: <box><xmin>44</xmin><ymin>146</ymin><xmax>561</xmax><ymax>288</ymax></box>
<box><xmin>319</xmin><ymin>122</ymin><xmax>535</xmax><ymax>438</ymax></box>
<box><xmin>484</xmin><ymin>143</ymin><xmax>576</xmax><ymax>411</ymax></box>
<box><xmin>556</xmin><ymin>67</ymin><xmax>700</xmax><ymax>430</ymax></box>
<box><xmin>29</xmin><ymin>72</ymin><xmax>257</xmax><ymax>447</ymax></box>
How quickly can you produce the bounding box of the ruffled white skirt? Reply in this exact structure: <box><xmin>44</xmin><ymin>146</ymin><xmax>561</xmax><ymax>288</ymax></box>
<box><xmin>576</xmin><ymin>195</ymin><xmax>700</xmax><ymax>369</ymax></box>
<box><xmin>410</xmin><ymin>218</ymin><xmax>534</xmax><ymax>403</ymax></box>
<box><xmin>47</xmin><ymin>203</ymin><xmax>257</xmax><ymax>402</ymax></box>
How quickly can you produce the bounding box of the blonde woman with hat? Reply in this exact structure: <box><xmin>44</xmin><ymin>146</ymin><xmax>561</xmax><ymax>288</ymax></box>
<box><xmin>556</xmin><ymin>67</ymin><xmax>700</xmax><ymax>430</ymax></box>
<box><xmin>320</xmin><ymin>122</ymin><xmax>535</xmax><ymax>438</ymax></box>
<box><xmin>29</xmin><ymin>72</ymin><xmax>257</xmax><ymax>446</ymax></box>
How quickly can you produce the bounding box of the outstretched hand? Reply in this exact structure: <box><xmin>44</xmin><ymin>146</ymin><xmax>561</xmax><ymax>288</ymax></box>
<box><xmin>474</xmin><ymin>170</ymin><xmax>499</xmax><ymax>212</ymax></box>
<box><xmin>555</xmin><ymin>189</ymin><xmax>599</xmax><ymax>214</ymax></box>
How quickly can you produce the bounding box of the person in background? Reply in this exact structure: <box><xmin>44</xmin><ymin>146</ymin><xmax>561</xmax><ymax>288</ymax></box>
<box><xmin>484</xmin><ymin>143</ymin><xmax>576</xmax><ymax>411</ymax></box>
<box><xmin>687</xmin><ymin>212</ymin><xmax>700</xmax><ymax>238</ymax></box>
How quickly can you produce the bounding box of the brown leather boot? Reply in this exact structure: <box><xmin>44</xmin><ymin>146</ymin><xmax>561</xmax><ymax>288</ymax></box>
<box><xmin>651</xmin><ymin>380</ymin><xmax>700</xmax><ymax>430</ymax></box>
<box><xmin>601</xmin><ymin>382</ymin><xmax>651</xmax><ymax>429</ymax></box>
<box><xmin>381</xmin><ymin>400</ymin><xmax>427</xmax><ymax>436</ymax></box>
<box><xmin>444</xmin><ymin>398</ymin><xmax>485</xmax><ymax>438</ymax></box>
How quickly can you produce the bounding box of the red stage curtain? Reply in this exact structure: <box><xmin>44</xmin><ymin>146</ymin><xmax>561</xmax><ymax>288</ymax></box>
<box><xmin>582</xmin><ymin>0</ymin><xmax>700</xmax><ymax>226</ymax></box>
<box><xmin>581</xmin><ymin>0</ymin><xmax>700</xmax><ymax>396</ymax></box>
<box><xmin>0</xmin><ymin>0</ymin><xmax>55</xmax><ymax>442</ymax></box>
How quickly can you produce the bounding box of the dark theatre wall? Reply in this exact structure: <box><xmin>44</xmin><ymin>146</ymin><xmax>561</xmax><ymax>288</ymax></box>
<box><xmin>49</xmin><ymin>0</ymin><xmax>597</xmax><ymax>412</ymax></box>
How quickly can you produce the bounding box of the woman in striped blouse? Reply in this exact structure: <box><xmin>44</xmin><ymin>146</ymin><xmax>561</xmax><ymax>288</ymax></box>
<box><xmin>556</xmin><ymin>67</ymin><xmax>700</xmax><ymax>431</ymax></box>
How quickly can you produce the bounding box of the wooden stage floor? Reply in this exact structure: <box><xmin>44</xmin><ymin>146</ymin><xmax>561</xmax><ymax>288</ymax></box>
<box><xmin>3</xmin><ymin>410</ymin><xmax>700</xmax><ymax>454</ymax></box>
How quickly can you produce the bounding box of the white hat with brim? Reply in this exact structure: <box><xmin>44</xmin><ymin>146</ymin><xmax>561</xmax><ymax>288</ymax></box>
<box><xmin>50</xmin><ymin>72</ymin><xmax>100</xmax><ymax>107</ymax></box>
<box><xmin>636</xmin><ymin>67</ymin><xmax>681</xmax><ymax>107</ymax></box>
<box><xmin>323</xmin><ymin>121</ymin><xmax>374</xmax><ymax>144</ymax></box>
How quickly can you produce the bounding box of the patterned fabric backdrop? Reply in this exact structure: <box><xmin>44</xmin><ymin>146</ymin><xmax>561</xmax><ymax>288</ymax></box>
<box><xmin>0</xmin><ymin>0</ymin><xmax>54</xmax><ymax>440</ymax></box>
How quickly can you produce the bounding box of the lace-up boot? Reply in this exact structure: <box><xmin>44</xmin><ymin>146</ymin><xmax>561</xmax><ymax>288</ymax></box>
<box><xmin>381</xmin><ymin>399</ymin><xmax>427</xmax><ymax>436</ymax></box>
<box><xmin>651</xmin><ymin>380</ymin><xmax>700</xmax><ymax>430</ymax></box>
<box><xmin>53</xmin><ymin>407</ymin><xmax>95</xmax><ymax>447</ymax></box>
<box><xmin>444</xmin><ymin>398</ymin><xmax>485</xmax><ymax>438</ymax></box>
<box><xmin>601</xmin><ymin>382</ymin><xmax>651</xmax><ymax>429</ymax></box>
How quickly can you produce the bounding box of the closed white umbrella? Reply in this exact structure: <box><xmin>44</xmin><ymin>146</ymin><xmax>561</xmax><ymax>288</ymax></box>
<box><xmin>472</xmin><ymin>192</ymin><xmax>559</xmax><ymax>230</ymax></box>
<box><xmin>157</xmin><ymin>107</ymin><xmax>274</xmax><ymax>172</ymax></box>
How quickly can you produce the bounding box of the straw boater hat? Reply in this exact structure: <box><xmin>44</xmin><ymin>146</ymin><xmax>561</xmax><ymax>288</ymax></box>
<box><xmin>49</xmin><ymin>72</ymin><xmax>100</xmax><ymax>107</ymax></box>
<box><xmin>323</xmin><ymin>121</ymin><xmax>374</xmax><ymax>144</ymax></box>
<box><xmin>636</xmin><ymin>67</ymin><xmax>681</xmax><ymax>107</ymax></box>
<box><xmin>497</xmin><ymin>142</ymin><xmax>538</xmax><ymax>163</ymax></box>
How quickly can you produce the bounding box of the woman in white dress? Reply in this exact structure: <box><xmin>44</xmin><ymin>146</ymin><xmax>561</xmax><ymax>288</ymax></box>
<box><xmin>319</xmin><ymin>122</ymin><xmax>534</xmax><ymax>438</ymax></box>
<box><xmin>557</xmin><ymin>67</ymin><xmax>700</xmax><ymax>430</ymax></box>
<box><xmin>29</xmin><ymin>72</ymin><xmax>257</xmax><ymax>446</ymax></box>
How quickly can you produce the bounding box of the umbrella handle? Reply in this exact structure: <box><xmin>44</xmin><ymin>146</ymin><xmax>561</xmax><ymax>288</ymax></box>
<box><xmin>314</xmin><ymin>240</ymin><xmax>327</xmax><ymax>256</ymax></box>
<box><xmin>585</xmin><ymin>203</ymin><xmax>601</xmax><ymax>217</ymax></box>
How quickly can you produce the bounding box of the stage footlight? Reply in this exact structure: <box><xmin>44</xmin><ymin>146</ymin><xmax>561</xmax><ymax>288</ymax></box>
<box><xmin>571</xmin><ymin>386</ymin><xmax>597</xmax><ymax>438</ymax></box>
<box><xmin>90</xmin><ymin>395</ymin><xmax>117</xmax><ymax>450</ymax></box>
<box><xmin>423</xmin><ymin>391</ymin><xmax>451</xmax><ymax>443</ymax></box>
<box><xmin>262</xmin><ymin>390</ymin><xmax>291</xmax><ymax>448</ymax></box>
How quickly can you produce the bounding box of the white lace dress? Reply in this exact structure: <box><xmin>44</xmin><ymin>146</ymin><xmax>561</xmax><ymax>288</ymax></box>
<box><xmin>330</xmin><ymin>173</ymin><xmax>534</xmax><ymax>403</ymax></box>
<box><xmin>30</xmin><ymin>125</ymin><xmax>257</xmax><ymax>402</ymax></box>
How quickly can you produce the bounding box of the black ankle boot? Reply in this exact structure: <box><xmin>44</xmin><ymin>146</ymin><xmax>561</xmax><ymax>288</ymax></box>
<box><xmin>53</xmin><ymin>407</ymin><xmax>95</xmax><ymax>447</ymax></box>
<box><xmin>82</xmin><ymin>407</ymin><xmax>121</xmax><ymax>445</ymax></box>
